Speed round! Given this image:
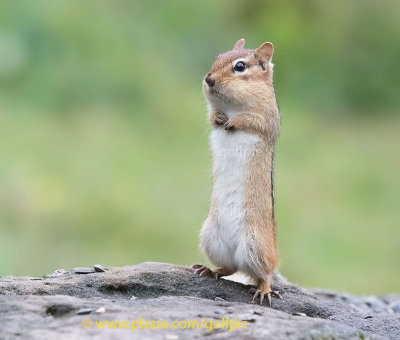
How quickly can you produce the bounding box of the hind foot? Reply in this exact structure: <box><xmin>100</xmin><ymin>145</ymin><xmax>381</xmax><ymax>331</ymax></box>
<box><xmin>250</xmin><ymin>278</ymin><xmax>282</xmax><ymax>306</ymax></box>
<box><xmin>251</xmin><ymin>289</ymin><xmax>282</xmax><ymax>306</ymax></box>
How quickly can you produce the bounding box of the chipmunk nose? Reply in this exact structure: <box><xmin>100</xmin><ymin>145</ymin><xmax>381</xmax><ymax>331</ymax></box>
<box><xmin>205</xmin><ymin>75</ymin><xmax>215</xmax><ymax>87</ymax></box>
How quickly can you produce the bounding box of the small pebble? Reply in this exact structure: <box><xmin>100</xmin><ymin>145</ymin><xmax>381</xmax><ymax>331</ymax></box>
<box><xmin>165</xmin><ymin>335</ymin><xmax>179</xmax><ymax>340</ymax></box>
<box><xmin>226</xmin><ymin>307</ymin><xmax>234</xmax><ymax>314</ymax></box>
<box><xmin>76</xmin><ymin>308</ymin><xmax>95</xmax><ymax>315</ymax></box>
<box><xmin>214</xmin><ymin>297</ymin><xmax>226</xmax><ymax>302</ymax></box>
<box><xmin>364</xmin><ymin>296</ymin><xmax>388</xmax><ymax>313</ymax></box>
<box><xmin>96</xmin><ymin>307</ymin><xmax>106</xmax><ymax>313</ymax></box>
<box><xmin>292</xmin><ymin>312</ymin><xmax>307</xmax><ymax>317</ymax></box>
<box><xmin>253</xmin><ymin>309</ymin><xmax>264</xmax><ymax>315</ymax></box>
<box><xmin>389</xmin><ymin>303</ymin><xmax>400</xmax><ymax>314</ymax></box>
<box><xmin>94</xmin><ymin>264</ymin><xmax>106</xmax><ymax>272</ymax></box>
<box><xmin>44</xmin><ymin>269</ymin><xmax>67</xmax><ymax>278</ymax></box>
<box><xmin>2</xmin><ymin>276</ymin><xmax>15</xmax><ymax>281</ymax></box>
<box><xmin>73</xmin><ymin>267</ymin><xmax>95</xmax><ymax>274</ymax></box>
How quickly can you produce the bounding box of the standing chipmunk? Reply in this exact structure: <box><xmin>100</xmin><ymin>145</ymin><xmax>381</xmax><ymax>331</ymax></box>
<box><xmin>192</xmin><ymin>39</ymin><xmax>281</xmax><ymax>305</ymax></box>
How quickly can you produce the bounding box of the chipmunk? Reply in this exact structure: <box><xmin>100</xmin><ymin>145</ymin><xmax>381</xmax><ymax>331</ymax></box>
<box><xmin>192</xmin><ymin>39</ymin><xmax>281</xmax><ymax>306</ymax></box>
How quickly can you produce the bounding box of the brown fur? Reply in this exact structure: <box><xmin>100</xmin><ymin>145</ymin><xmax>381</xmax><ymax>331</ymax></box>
<box><xmin>203</xmin><ymin>39</ymin><xmax>281</xmax><ymax>302</ymax></box>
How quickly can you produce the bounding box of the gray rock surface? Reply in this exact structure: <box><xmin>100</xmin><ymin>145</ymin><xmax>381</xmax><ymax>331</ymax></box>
<box><xmin>0</xmin><ymin>262</ymin><xmax>399</xmax><ymax>339</ymax></box>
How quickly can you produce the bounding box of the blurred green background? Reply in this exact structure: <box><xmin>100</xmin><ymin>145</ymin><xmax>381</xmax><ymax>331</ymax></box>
<box><xmin>0</xmin><ymin>0</ymin><xmax>399</xmax><ymax>294</ymax></box>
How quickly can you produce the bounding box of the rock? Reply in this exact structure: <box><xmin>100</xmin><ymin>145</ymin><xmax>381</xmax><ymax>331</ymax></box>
<box><xmin>292</xmin><ymin>312</ymin><xmax>307</xmax><ymax>317</ymax></box>
<box><xmin>390</xmin><ymin>304</ymin><xmax>400</xmax><ymax>314</ymax></box>
<box><xmin>95</xmin><ymin>307</ymin><xmax>106</xmax><ymax>313</ymax></box>
<box><xmin>44</xmin><ymin>269</ymin><xmax>67</xmax><ymax>278</ymax></box>
<box><xmin>73</xmin><ymin>267</ymin><xmax>95</xmax><ymax>274</ymax></box>
<box><xmin>94</xmin><ymin>264</ymin><xmax>106</xmax><ymax>273</ymax></box>
<box><xmin>214</xmin><ymin>297</ymin><xmax>226</xmax><ymax>302</ymax></box>
<box><xmin>76</xmin><ymin>308</ymin><xmax>95</xmax><ymax>315</ymax></box>
<box><xmin>0</xmin><ymin>262</ymin><xmax>399</xmax><ymax>339</ymax></box>
<box><xmin>381</xmin><ymin>294</ymin><xmax>400</xmax><ymax>314</ymax></box>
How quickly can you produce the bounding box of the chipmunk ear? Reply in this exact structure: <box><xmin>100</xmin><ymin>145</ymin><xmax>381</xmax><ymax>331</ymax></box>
<box><xmin>254</xmin><ymin>42</ymin><xmax>274</xmax><ymax>64</ymax></box>
<box><xmin>233</xmin><ymin>38</ymin><xmax>245</xmax><ymax>50</ymax></box>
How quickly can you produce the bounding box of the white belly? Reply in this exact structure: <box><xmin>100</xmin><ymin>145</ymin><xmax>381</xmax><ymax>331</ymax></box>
<box><xmin>202</xmin><ymin>128</ymin><xmax>260</xmax><ymax>269</ymax></box>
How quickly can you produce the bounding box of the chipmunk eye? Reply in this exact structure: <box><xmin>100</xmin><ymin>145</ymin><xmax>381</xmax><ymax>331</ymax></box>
<box><xmin>233</xmin><ymin>61</ymin><xmax>246</xmax><ymax>72</ymax></box>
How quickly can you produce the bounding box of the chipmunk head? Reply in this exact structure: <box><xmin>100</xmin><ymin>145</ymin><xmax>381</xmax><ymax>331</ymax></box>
<box><xmin>203</xmin><ymin>39</ymin><xmax>274</xmax><ymax>110</ymax></box>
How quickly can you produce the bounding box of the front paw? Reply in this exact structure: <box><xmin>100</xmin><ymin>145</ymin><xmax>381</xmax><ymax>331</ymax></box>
<box><xmin>214</xmin><ymin>111</ymin><xmax>228</xmax><ymax>126</ymax></box>
<box><xmin>224</xmin><ymin>120</ymin><xmax>236</xmax><ymax>131</ymax></box>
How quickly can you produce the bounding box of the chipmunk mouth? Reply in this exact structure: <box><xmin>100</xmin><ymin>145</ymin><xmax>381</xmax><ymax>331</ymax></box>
<box><xmin>211</xmin><ymin>88</ymin><xmax>227</xmax><ymax>101</ymax></box>
<box><xmin>206</xmin><ymin>86</ymin><xmax>224</xmax><ymax>99</ymax></box>
<box><xmin>203</xmin><ymin>80</ymin><xmax>228</xmax><ymax>102</ymax></box>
